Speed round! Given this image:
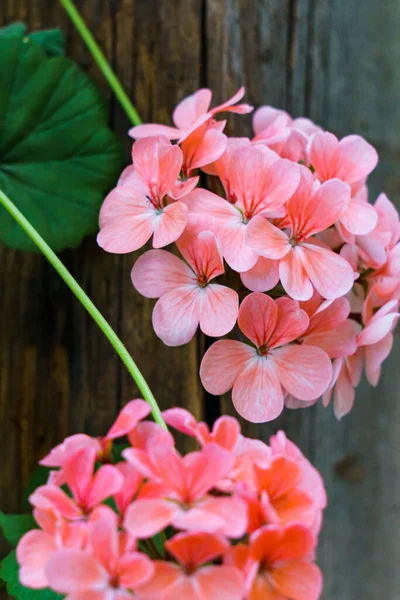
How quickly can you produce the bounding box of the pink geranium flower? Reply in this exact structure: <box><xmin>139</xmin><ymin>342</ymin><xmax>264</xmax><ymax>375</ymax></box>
<box><xmin>98</xmin><ymin>136</ymin><xmax>190</xmax><ymax>253</ymax></box>
<box><xmin>135</xmin><ymin>531</ymin><xmax>244</xmax><ymax>600</ymax></box>
<box><xmin>188</xmin><ymin>145</ymin><xmax>300</xmax><ymax>271</ymax></box>
<box><xmin>245</xmin><ymin>524</ymin><xmax>322</xmax><ymax>600</ymax></box>
<box><xmin>245</xmin><ymin>167</ymin><xmax>354</xmax><ymax>300</ymax></box>
<box><xmin>131</xmin><ymin>221</ymin><xmax>238</xmax><ymax>346</ymax></box>
<box><xmin>17</xmin><ymin>509</ymin><xmax>86</xmax><ymax>589</ymax></box>
<box><xmin>129</xmin><ymin>87</ymin><xmax>253</xmax><ymax>141</ymax></box>
<box><xmin>123</xmin><ymin>442</ymin><xmax>247</xmax><ymax>538</ymax></box>
<box><xmin>309</xmin><ymin>131</ymin><xmax>378</xmax><ymax>235</ymax></box>
<box><xmin>200</xmin><ymin>293</ymin><xmax>332</xmax><ymax>422</ymax></box>
<box><xmin>30</xmin><ymin>447</ymin><xmax>123</xmax><ymax>521</ymax></box>
<box><xmin>45</xmin><ymin>508</ymin><xmax>153</xmax><ymax>600</ymax></box>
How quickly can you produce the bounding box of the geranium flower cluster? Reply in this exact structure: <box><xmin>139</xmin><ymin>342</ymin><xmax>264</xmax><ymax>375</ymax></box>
<box><xmin>16</xmin><ymin>400</ymin><xmax>326</xmax><ymax>600</ymax></box>
<box><xmin>97</xmin><ymin>88</ymin><xmax>400</xmax><ymax>422</ymax></box>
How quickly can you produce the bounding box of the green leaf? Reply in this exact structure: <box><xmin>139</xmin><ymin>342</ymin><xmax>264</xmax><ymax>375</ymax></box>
<box><xmin>0</xmin><ymin>23</ymin><xmax>65</xmax><ymax>56</ymax></box>
<box><xmin>0</xmin><ymin>24</ymin><xmax>125</xmax><ymax>252</ymax></box>
<box><xmin>0</xmin><ymin>513</ymin><xmax>36</xmax><ymax>547</ymax></box>
<box><xmin>0</xmin><ymin>552</ymin><xmax>63</xmax><ymax>600</ymax></box>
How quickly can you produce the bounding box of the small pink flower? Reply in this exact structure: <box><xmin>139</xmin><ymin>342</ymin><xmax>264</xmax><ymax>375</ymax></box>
<box><xmin>135</xmin><ymin>531</ymin><xmax>244</xmax><ymax>600</ymax></box>
<box><xmin>30</xmin><ymin>447</ymin><xmax>123</xmax><ymax>520</ymax></box>
<box><xmin>98</xmin><ymin>136</ymin><xmax>189</xmax><ymax>253</ymax></box>
<box><xmin>246</xmin><ymin>167</ymin><xmax>353</xmax><ymax>300</ymax></box>
<box><xmin>123</xmin><ymin>442</ymin><xmax>247</xmax><ymax>538</ymax></box>
<box><xmin>17</xmin><ymin>509</ymin><xmax>86</xmax><ymax>589</ymax></box>
<box><xmin>188</xmin><ymin>146</ymin><xmax>300</xmax><ymax>271</ymax></box>
<box><xmin>200</xmin><ymin>293</ymin><xmax>332</xmax><ymax>423</ymax></box>
<box><xmin>131</xmin><ymin>222</ymin><xmax>238</xmax><ymax>346</ymax></box>
<box><xmin>45</xmin><ymin>508</ymin><xmax>153</xmax><ymax>600</ymax></box>
<box><xmin>245</xmin><ymin>524</ymin><xmax>322</xmax><ymax>600</ymax></box>
<box><xmin>129</xmin><ymin>87</ymin><xmax>253</xmax><ymax>141</ymax></box>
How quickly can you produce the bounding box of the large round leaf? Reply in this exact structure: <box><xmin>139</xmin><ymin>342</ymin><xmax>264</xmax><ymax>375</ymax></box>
<box><xmin>0</xmin><ymin>24</ymin><xmax>125</xmax><ymax>252</ymax></box>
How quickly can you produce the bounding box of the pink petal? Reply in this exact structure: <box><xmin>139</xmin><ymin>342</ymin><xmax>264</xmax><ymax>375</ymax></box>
<box><xmin>365</xmin><ymin>332</ymin><xmax>393</xmax><ymax>386</ymax></box>
<box><xmin>106</xmin><ymin>399</ymin><xmax>150</xmax><ymax>440</ymax></box>
<box><xmin>211</xmin><ymin>416</ymin><xmax>240</xmax><ymax>450</ymax></box>
<box><xmin>119</xmin><ymin>552</ymin><xmax>154</xmax><ymax>589</ymax></box>
<box><xmin>300</xmin><ymin>243</ymin><xmax>354</xmax><ymax>300</ymax></box>
<box><xmin>358</xmin><ymin>313</ymin><xmax>399</xmax><ymax>346</ymax></box>
<box><xmin>45</xmin><ymin>550</ymin><xmax>106</xmax><ymax>593</ymax></box>
<box><xmin>88</xmin><ymin>509</ymin><xmax>118</xmax><ymax>572</ymax></box>
<box><xmin>196</xmin><ymin>565</ymin><xmax>244</xmax><ymax>600</ymax></box>
<box><xmin>170</xmin><ymin>176</ymin><xmax>199</xmax><ymax>200</ymax></box>
<box><xmin>194</xmin><ymin>496</ymin><xmax>248</xmax><ymax>538</ymax></box>
<box><xmin>335</xmin><ymin>135</ymin><xmax>378</xmax><ymax>184</ymax></box>
<box><xmin>220</xmin><ymin>220</ymin><xmax>259</xmax><ymax>272</ymax></box>
<box><xmin>182</xmin><ymin>127</ymin><xmax>227</xmax><ymax>173</ymax></box>
<box><xmin>40</xmin><ymin>434</ymin><xmax>100</xmax><ymax>468</ymax></box>
<box><xmin>124</xmin><ymin>498</ymin><xmax>177</xmax><ymax>538</ymax></box>
<box><xmin>152</xmin><ymin>201</ymin><xmax>188</xmax><ymax>248</ymax></box>
<box><xmin>270</xmin><ymin>345</ymin><xmax>332</xmax><ymax>401</ymax></box>
<box><xmin>200</xmin><ymin>340</ymin><xmax>255</xmax><ymax>395</ymax></box>
<box><xmin>245</xmin><ymin>215</ymin><xmax>291</xmax><ymax>260</ymax></box>
<box><xmin>166</xmin><ymin>531</ymin><xmax>229</xmax><ymax>567</ymax></box>
<box><xmin>308</xmin><ymin>131</ymin><xmax>338</xmax><ymax>181</ymax></box>
<box><xmin>29</xmin><ymin>485</ymin><xmax>82</xmax><ymax>520</ymax></box>
<box><xmin>296</xmin><ymin>179</ymin><xmax>350</xmax><ymax>239</ymax></box>
<box><xmin>152</xmin><ymin>285</ymin><xmax>201</xmax><ymax>346</ymax></box>
<box><xmin>133</xmin><ymin>562</ymin><xmax>184</xmax><ymax>599</ymax></box>
<box><xmin>340</xmin><ymin>198</ymin><xmax>378</xmax><ymax>235</ymax></box>
<box><xmin>279</xmin><ymin>247</ymin><xmax>314</xmax><ymax>301</ymax></box>
<box><xmin>259</xmin><ymin>158</ymin><xmax>301</xmax><ymax>211</ymax></box>
<box><xmin>131</xmin><ymin>249</ymin><xmax>193</xmax><ymax>298</ymax></box>
<box><xmin>232</xmin><ymin>358</ymin><xmax>285</xmax><ymax>423</ymax></box>
<box><xmin>184</xmin><ymin>443</ymin><xmax>234</xmax><ymax>499</ymax></box>
<box><xmin>177</xmin><ymin>230</ymin><xmax>224</xmax><ymax>281</ymax></box>
<box><xmin>271</xmin><ymin>561</ymin><xmax>322</xmax><ymax>600</ymax></box>
<box><xmin>62</xmin><ymin>447</ymin><xmax>96</xmax><ymax>504</ymax></box>
<box><xmin>238</xmin><ymin>292</ymin><xmax>278</xmax><ymax>347</ymax></box>
<box><xmin>132</xmin><ymin>136</ymin><xmax>182</xmax><ymax>199</ymax></box>
<box><xmin>332</xmin><ymin>364</ymin><xmax>356</xmax><ymax>421</ymax></box>
<box><xmin>128</xmin><ymin>123</ymin><xmax>181</xmax><ymax>140</ymax></box>
<box><xmin>210</xmin><ymin>86</ymin><xmax>253</xmax><ymax>116</ymax></box>
<box><xmin>268</xmin><ymin>297</ymin><xmax>309</xmax><ymax>348</ymax></box>
<box><xmin>241</xmin><ymin>257</ymin><xmax>280</xmax><ymax>292</ymax></box>
<box><xmin>87</xmin><ymin>465</ymin><xmax>123</xmax><ymax>508</ymax></box>
<box><xmin>97</xmin><ymin>189</ymin><xmax>154</xmax><ymax>253</ymax></box>
<box><xmin>17</xmin><ymin>530</ymin><xmax>56</xmax><ymax>589</ymax></box>
<box><xmin>162</xmin><ymin>407</ymin><xmax>199</xmax><ymax>437</ymax></box>
<box><xmin>173</xmin><ymin>89</ymin><xmax>212</xmax><ymax>130</ymax></box>
<box><xmin>253</xmin><ymin>105</ymin><xmax>291</xmax><ymax>136</ymax></box>
<box><xmin>305</xmin><ymin>319</ymin><xmax>357</xmax><ymax>358</ymax></box>
<box><xmin>229</xmin><ymin>146</ymin><xmax>268</xmax><ymax>210</ymax></box>
<box><xmin>199</xmin><ymin>284</ymin><xmax>238</xmax><ymax>337</ymax></box>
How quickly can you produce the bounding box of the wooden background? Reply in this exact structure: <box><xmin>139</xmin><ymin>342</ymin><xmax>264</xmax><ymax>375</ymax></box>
<box><xmin>1</xmin><ymin>1</ymin><xmax>400</xmax><ymax>598</ymax></box>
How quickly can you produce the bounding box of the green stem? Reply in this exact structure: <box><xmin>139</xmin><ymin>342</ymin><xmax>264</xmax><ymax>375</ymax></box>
<box><xmin>59</xmin><ymin>0</ymin><xmax>142</xmax><ymax>126</ymax></box>
<box><xmin>0</xmin><ymin>189</ymin><xmax>166</xmax><ymax>429</ymax></box>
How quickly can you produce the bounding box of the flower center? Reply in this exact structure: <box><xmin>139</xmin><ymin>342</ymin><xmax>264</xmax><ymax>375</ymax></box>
<box><xmin>257</xmin><ymin>344</ymin><xmax>269</xmax><ymax>356</ymax></box>
<box><xmin>197</xmin><ymin>274</ymin><xmax>208</xmax><ymax>288</ymax></box>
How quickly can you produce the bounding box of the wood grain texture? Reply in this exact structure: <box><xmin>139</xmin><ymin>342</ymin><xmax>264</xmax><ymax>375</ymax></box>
<box><xmin>1</xmin><ymin>1</ymin><xmax>400</xmax><ymax>598</ymax></box>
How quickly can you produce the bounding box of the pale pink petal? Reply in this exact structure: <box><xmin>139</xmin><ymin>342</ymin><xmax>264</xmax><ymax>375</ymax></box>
<box><xmin>132</xmin><ymin>136</ymin><xmax>182</xmax><ymax>199</ymax></box>
<box><xmin>106</xmin><ymin>399</ymin><xmax>150</xmax><ymax>440</ymax></box>
<box><xmin>29</xmin><ymin>485</ymin><xmax>82</xmax><ymax>520</ymax></box>
<box><xmin>340</xmin><ymin>198</ymin><xmax>378</xmax><ymax>235</ymax></box>
<box><xmin>97</xmin><ymin>189</ymin><xmax>155</xmax><ymax>253</ymax></box>
<box><xmin>45</xmin><ymin>550</ymin><xmax>107</xmax><ymax>593</ymax></box>
<box><xmin>177</xmin><ymin>230</ymin><xmax>224</xmax><ymax>280</ymax></box>
<box><xmin>297</xmin><ymin>179</ymin><xmax>350</xmax><ymax>238</ymax></box>
<box><xmin>309</xmin><ymin>131</ymin><xmax>338</xmax><ymax>181</ymax></box>
<box><xmin>220</xmin><ymin>220</ymin><xmax>260</xmax><ymax>272</ymax></box>
<box><xmin>210</xmin><ymin>87</ymin><xmax>253</xmax><ymax>116</ymax></box>
<box><xmin>241</xmin><ymin>257</ymin><xmax>280</xmax><ymax>292</ymax></box>
<box><xmin>229</xmin><ymin>146</ymin><xmax>267</xmax><ymax>210</ymax></box>
<box><xmin>170</xmin><ymin>176</ymin><xmax>200</xmax><ymax>200</ymax></box>
<box><xmin>232</xmin><ymin>358</ymin><xmax>285</xmax><ymax>423</ymax></box>
<box><xmin>238</xmin><ymin>292</ymin><xmax>278</xmax><ymax>347</ymax></box>
<box><xmin>131</xmin><ymin>249</ymin><xmax>193</xmax><ymax>298</ymax></box>
<box><xmin>87</xmin><ymin>465</ymin><xmax>123</xmax><ymax>508</ymax></box>
<box><xmin>300</xmin><ymin>243</ymin><xmax>354</xmax><ymax>299</ymax></box>
<box><xmin>152</xmin><ymin>201</ymin><xmax>188</xmax><ymax>248</ymax></box>
<box><xmin>245</xmin><ymin>215</ymin><xmax>291</xmax><ymax>260</ymax></box>
<box><xmin>305</xmin><ymin>319</ymin><xmax>357</xmax><ymax>358</ymax></box>
<box><xmin>271</xmin><ymin>562</ymin><xmax>322</xmax><ymax>600</ymax></box>
<box><xmin>211</xmin><ymin>416</ymin><xmax>240</xmax><ymax>450</ymax></box>
<box><xmin>333</xmin><ymin>365</ymin><xmax>355</xmax><ymax>420</ymax></box>
<box><xmin>200</xmin><ymin>340</ymin><xmax>255</xmax><ymax>395</ymax></box>
<box><xmin>88</xmin><ymin>509</ymin><xmax>118</xmax><ymax>572</ymax></box>
<box><xmin>270</xmin><ymin>345</ymin><xmax>332</xmax><ymax>400</ymax></box>
<box><xmin>128</xmin><ymin>123</ymin><xmax>181</xmax><ymax>140</ymax></box>
<box><xmin>253</xmin><ymin>105</ymin><xmax>291</xmax><ymax>136</ymax></box>
<box><xmin>365</xmin><ymin>332</ymin><xmax>393</xmax><ymax>386</ymax></box>
<box><xmin>40</xmin><ymin>434</ymin><xmax>100</xmax><ymax>468</ymax></box>
<box><xmin>269</xmin><ymin>297</ymin><xmax>310</xmax><ymax>348</ymax></box>
<box><xmin>119</xmin><ymin>552</ymin><xmax>154</xmax><ymax>589</ymax></box>
<box><xmin>198</xmin><ymin>284</ymin><xmax>238</xmax><ymax>337</ymax></box>
<box><xmin>194</xmin><ymin>496</ymin><xmax>247</xmax><ymax>538</ymax></box>
<box><xmin>196</xmin><ymin>565</ymin><xmax>244</xmax><ymax>600</ymax></box>
<box><xmin>124</xmin><ymin>498</ymin><xmax>178</xmax><ymax>538</ymax></box>
<box><xmin>152</xmin><ymin>285</ymin><xmax>201</xmax><ymax>346</ymax></box>
<box><xmin>133</xmin><ymin>562</ymin><xmax>184</xmax><ymax>599</ymax></box>
<box><xmin>259</xmin><ymin>159</ymin><xmax>301</xmax><ymax>211</ymax></box>
<box><xmin>357</xmin><ymin>313</ymin><xmax>399</xmax><ymax>346</ymax></box>
<box><xmin>172</xmin><ymin>506</ymin><xmax>229</xmax><ymax>534</ymax></box>
<box><xmin>162</xmin><ymin>407</ymin><xmax>199</xmax><ymax>437</ymax></box>
<box><xmin>173</xmin><ymin>89</ymin><xmax>212</xmax><ymax>130</ymax></box>
<box><xmin>63</xmin><ymin>447</ymin><xmax>96</xmax><ymax>504</ymax></box>
<box><xmin>184</xmin><ymin>443</ymin><xmax>234</xmax><ymax>499</ymax></box>
<box><xmin>335</xmin><ymin>135</ymin><xmax>378</xmax><ymax>184</ymax></box>
<box><xmin>279</xmin><ymin>247</ymin><xmax>313</xmax><ymax>301</ymax></box>
<box><xmin>17</xmin><ymin>530</ymin><xmax>56</xmax><ymax>589</ymax></box>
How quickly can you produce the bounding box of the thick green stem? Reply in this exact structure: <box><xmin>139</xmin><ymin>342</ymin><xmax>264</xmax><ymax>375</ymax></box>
<box><xmin>0</xmin><ymin>189</ymin><xmax>166</xmax><ymax>429</ymax></box>
<box><xmin>59</xmin><ymin>0</ymin><xmax>142</xmax><ymax>126</ymax></box>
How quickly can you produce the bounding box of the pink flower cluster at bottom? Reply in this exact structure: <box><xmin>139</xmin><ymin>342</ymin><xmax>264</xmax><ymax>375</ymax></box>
<box><xmin>17</xmin><ymin>400</ymin><xmax>326</xmax><ymax>600</ymax></box>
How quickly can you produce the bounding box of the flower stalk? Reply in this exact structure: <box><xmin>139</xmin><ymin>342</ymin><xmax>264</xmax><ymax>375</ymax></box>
<box><xmin>0</xmin><ymin>188</ymin><xmax>167</xmax><ymax>429</ymax></box>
